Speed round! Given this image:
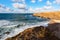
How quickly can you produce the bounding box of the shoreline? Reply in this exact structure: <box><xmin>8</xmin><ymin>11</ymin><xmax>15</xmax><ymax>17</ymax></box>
<box><xmin>0</xmin><ymin>21</ymin><xmax>49</xmax><ymax>40</ymax></box>
<box><xmin>5</xmin><ymin>22</ymin><xmax>60</xmax><ymax>40</ymax></box>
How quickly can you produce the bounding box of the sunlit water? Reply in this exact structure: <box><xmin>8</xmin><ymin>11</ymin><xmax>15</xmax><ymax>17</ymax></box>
<box><xmin>0</xmin><ymin>13</ymin><xmax>49</xmax><ymax>40</ymax></box>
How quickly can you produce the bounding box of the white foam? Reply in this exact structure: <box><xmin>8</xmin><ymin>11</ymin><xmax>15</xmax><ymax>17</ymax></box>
<box><xmin>0</xmin><ymin>20</ymin><xmax>23</xmax><ymax>28</ymax></box>
<box><xmin>0</xmin><ymin>20</ymin><xmax>14</xmax><ymax>27</ymax></box>
<box><xmin>0</xmin><ymin>21</ymin><xmax>49</xmax><ymax>40</ymax></box>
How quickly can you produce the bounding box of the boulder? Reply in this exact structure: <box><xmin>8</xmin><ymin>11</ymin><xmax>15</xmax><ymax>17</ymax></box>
<box><xmin>47</xmin><ymin>23</ymin><xmax>60</xmax><ymax>39</ymax></box>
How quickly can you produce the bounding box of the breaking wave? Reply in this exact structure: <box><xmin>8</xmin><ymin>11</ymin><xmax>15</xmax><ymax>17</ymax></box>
<box><xmin>0</xmin><ymin>20</ymin><xmax>49</xmax><ymax>40</ymax></box>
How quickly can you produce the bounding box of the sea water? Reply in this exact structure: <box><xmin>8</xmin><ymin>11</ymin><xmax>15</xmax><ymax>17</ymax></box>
<box><xmin>0</xmin><ymin>13</ymin><xmax>49</xmax><ymax>40</ymax></box>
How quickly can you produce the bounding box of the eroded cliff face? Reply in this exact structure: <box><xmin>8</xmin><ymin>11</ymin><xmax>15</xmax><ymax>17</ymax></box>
<box><xmin>33</xmin><ymin>11</ymin><xmax>60</xmax><ymax>20</ymax></box>
<box><xmin>6</xmin><ymin>23</ymin><xmax>60</xmax><ymax>40</ymax></box>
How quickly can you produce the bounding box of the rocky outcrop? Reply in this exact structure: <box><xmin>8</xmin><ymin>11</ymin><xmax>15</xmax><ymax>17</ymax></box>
<box><xmin>33</xmin><ymin>11</ymin><xmax>60</xmax><ymax>20</ymax></box>
<box><xmin>47</xmin><ymin>23</ymin><xmax>60</xmax><ymax>39</ymax></box>
<box><xmin>6</xmin><ymin>23</ymin><xmax>60</xmax><ymax>40</ymax></box>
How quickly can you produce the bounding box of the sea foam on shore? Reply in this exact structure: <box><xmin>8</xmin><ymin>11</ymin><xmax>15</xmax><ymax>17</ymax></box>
<box><xmin>0</xmin><ymin>20</ymin><xmax>49</xmax><ymax>40</ymax></box>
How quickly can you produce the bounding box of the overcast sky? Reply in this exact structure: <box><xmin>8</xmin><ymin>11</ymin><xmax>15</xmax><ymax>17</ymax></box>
<box><xmin>0</xmin><ymin>0</ymin><xmax>60</xmax><ymax>13</ymax></box>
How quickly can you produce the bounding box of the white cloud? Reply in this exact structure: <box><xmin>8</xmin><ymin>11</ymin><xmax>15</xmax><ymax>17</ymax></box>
<box><xmin>0</xmin><ymin>4</ymin><xmax>5</xmax><ymax>8</ymax></box>
<box><xmin>12</xmin><ymin>0</ymin><xmax>25</xmax><ymax>3</ymax></box>
<box><xmin>28</xmin><ymin>7</ymin><xmax>43</xmax><ymax>13</ymax></box>
<box><xmin>0</xmin><ymin>4</ymin><xmax>6</xmax><ymax>12</ymax></box>
<box><xmin>53</xmin><ymin>1</ymin><xmax>56</xmax><ymax>4</ymax></box>
<box><xmin>12</xmin><ymin>9</ymin><xmax>26</xmax><ymax>13</ymax></box>
<box><xmin>0</xmin><ymin>0</ymin><xmax>59</xmax><ymax>13</ymax></box>
<box><xmin>43</xmin><ymin>5</ymin><xmax>54</xmax><ymax>10</ymax></box>
<box><xmin>55</xmin><ymin>0</ymin><xmax>60</xmax><ymax>4</ymax></box>
<box><xmin>12</xmin><ymin>0</ymin><xmax>26</xmax><ymax>13</ymax></box>
<box><xmin>46</xmin><ymin>0</ymin><xmax>52</xmax><ymax>5</ymax></box>
<box><xmin>12</xmin><ymin>3</ymin><xmax>26</xmax><ymax>13</ymax></box>
<box><xmin>28</xmin><ymin>7</ymin><xmax>34</xmax><ymax>13</ymax></box>
<box><xmin>31</xmin><ymin>0</ymin><xmax>36</xmax><ymax>3</ymax></box>
<box><xmin>12</xmin><ymin>3</ymin><xmax>26</xmax><ymax>9</ymax></box>
<box><xmin>34</xmin><ymin>8</ymin><xmax>43</xmax><ymax>12</ymax></box>
<box><xmin>53</xmin><ymin>0</ymin><xmax>60</xmax><ymax>4</ymax></box>
<box><xmin>39</xmin><ymin>0</ymin><xmax>42</xmax><ymax>2</ymax></box>
<box><xmin>0</xmin><ymin>4</ymin><xmax>58</xmax><ymax>13</ymax></box>
<box><xmin>0</xmin><ymin>8</ymin><xmax>4</xmax><ymax>12</ymax></box>
<box><xmin>43</xmin><ymin>5</ymin><xmax>57</xmax><ymax>12</ymax></box>
<box><xmin>28</xmin><ymin>5</ymin><xmax>55</xmax><ymax>13</ymax></box>
<box><xmin>0</xmin><ymin>4</ymin><xmax>12</xmax><ymax>13</ymax></box>
<box><xmin>5</xmin><ymin>8</ymin><xmax>12</xmax><ymax>12</ymax></box>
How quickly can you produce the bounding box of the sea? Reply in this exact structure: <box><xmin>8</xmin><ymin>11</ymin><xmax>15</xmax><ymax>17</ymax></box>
<box><xmin>0</xmin><ymin>13</ymin><xmax>49</xmax><ymax>40</ymax></box>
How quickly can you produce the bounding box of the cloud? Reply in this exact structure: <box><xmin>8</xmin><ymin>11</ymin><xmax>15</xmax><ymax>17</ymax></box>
<box><xmin>0</xmin><ymin>7</ymin><xmax>4</xmax><ymax>12</ymax></box>
<box><xmin>0</xmin><ymin>0</ymin><xmax>59</xmax><ymax>13</ymax></box>
<box><xmin>55</xmin><ymin>0</ymin><xmax>60</xmax><ymax>4</ymax></box>
<box><xmin>39</xmin><ymin>0</ymin><xmax>42</xmax><ymax>2</ymax></box>
<box><xmin>0</xmin><ymin>4</ymin><xmax>12</xmax><ymax>13</ymax></box>
<box><xmin>28</xmin><ymin>5</ymin><xmax>55</xmax><ymax>13</ymax></box>
<box><xmin>34</xmin><ymin>8</ymin><xmax>43</xmax><ymax>12</ymax></box>
<box><xmin>43</xmin><ymin>5</ymin><xmax>53</xmax><ymax>10</ymax></box>
<box><xmin>28</xmin><ymin>7</ymin><xmax>34</xmax><ymax>13</ymax></box>
<box><xmin>46</xmin><ymin>0</ymin><xmax>52</xmax><ymax>5</ymax></box>
<box><xmin>12</xmin><ymin>9</ymin><xmax>26</xmax><ymax>13</ymax></box>
<box><xmin>12</xmin><ymin>3</ymin><xmax>26</xmax><ymax>13</ymax></box>
<box><xmin>12</xmin><ymin>0</ymin><xmax>26</xmax><ymax>13</ymax></box>
<box><xmin>0</xmin><ymin>3</ymin><xmax>57</xmax><ymax>13</ymax></box>
<box><xmin>53</xmin><ymin>1</ymin><xmax>56</xmax><ymax>4</ymax></box>
<box><xmin>53</xmin><ymin>0</ymin><xmax>60</xmax><ymax>4</ymax></box>
<box><xmin>12</xmin><ymin>3</ymin><xmax>26</xmax><ymax>9</ymax></box>
<box><xmin>31</xmin><ymin>0</ymin><xmax>36</xmax><ymax>3</ymax></box>
<box><xmin>0</xmin><ymin>4</ymin><xmax>26</xmax><ymax>13</ymax></box>
<box><xmin>5</xmin><ymin>8</ymin><xmax>12</xmax><ymax>12</ymax></box>
<box><xmin>28</xmin><ymin>7</ymin><xmax>43</xmax><ymax>13</ymax></box>
<box><xmin>0</xmin><ymin>4</ymin><xmax>5</xmax><ymax>8</ymax></box>
<box><xmin>0</xmin><ymin>4</ymin><xmax>6</xmax><ymax>12</ymax></box>
<box><xmin>12</xmin><ymin>0</ymin><xmax>25</xmax><ymax>3</ymax></box>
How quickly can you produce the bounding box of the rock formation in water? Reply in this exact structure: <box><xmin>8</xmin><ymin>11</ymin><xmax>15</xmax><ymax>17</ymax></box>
<box><xmin>6</xmin><ymin>23</ymin><xmax>60</xmax><ymax>40</ymax></box>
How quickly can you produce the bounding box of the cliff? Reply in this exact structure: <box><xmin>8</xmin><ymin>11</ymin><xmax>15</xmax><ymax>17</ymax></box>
<box><xmin>33</xmin><ymin>11</ymin><xmax>60</xmax><ymax>20</ymax></box>
<box><xmin>6</xmin><ymin>23</ymin><xmax>60</xmax><ymax>40</ymax></box>
<box><xmin>5</xmin><ymin>11</ymin><xmax>60</xmax><ymax>40</ymax></box>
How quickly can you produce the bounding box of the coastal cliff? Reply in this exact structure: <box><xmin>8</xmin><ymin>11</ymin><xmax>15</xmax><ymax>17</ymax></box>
<box><xmin>33</xmin><ymin>11</ymin><xmax>60</xmax><ymax>20</ymax></box>
<box><xmin>33</xmin><ymin>11</ymin><xmax>60</xmax><ymax>23</ymax></box>
<box><xmin>6</xmin><ymin>23</ymin><xmax>60</xmax><ymax>40</ymax></box>
<box><xmin>5</xmin><ymin>11</ymin><xmax>60</xmax><ymax>40</ymax></box>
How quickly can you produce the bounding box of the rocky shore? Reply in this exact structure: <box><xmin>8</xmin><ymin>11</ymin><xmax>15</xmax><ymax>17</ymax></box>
<box><xmin>6</xmin><ymin>23</ymin><xmax>60</xmax><ymax>40</ymax></box>
<box><xmin>33</xmin><ymin>11</ymin><xmax>60</xmax><ymax>20</ymax></box>
<box><xmin>6</xmin><ymin>11</ymin><xmax>60</xmax><ymax>40</ymax></box>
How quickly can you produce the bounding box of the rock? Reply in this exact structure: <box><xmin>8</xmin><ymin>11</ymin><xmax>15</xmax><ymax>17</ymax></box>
<box><xmin>4</xmin><ymin>32</ymin><xmax>10</xmax><ymax>35</ymax></box>
<box><xmin>15</xmin><ymin>24</ymin><xmax>21</xmax><ymax>28</ymax></box>
<box><xmin>6</xmin><ymin>25</ymin><xmax>60</xmax><ymax>40</ymax></box>
<box><xmin>47</xmin><ymin>23</ymin><xmax>60</xmax><ymax>39</ymax></box>
<box><xmin>33</xmin><ymin>11</ymin><xmax>60</xmax><ymax>39</ymax></box>
<box><xmin>16</xmin><ymin>23</ymin><xmax>25</xmax><ymax>28</ymax></box>
<box><xmin>33</xmin><ymin>11</ymin><xmax>60</xmax><ymax>20</ymax></box>
<box><xmin>0</xmin><ymin>35</ymin><xmax>2</xmax><ymax>39</ymax></box>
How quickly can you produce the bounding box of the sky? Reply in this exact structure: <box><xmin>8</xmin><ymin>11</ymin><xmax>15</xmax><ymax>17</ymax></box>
<box><xmin>0</xmin><ymin>0</ymin><xmax>60</xmax><ymax>13</ymax></box>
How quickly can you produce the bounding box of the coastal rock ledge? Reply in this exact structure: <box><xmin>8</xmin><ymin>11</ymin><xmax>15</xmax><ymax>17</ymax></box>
<box><xmin>6</xmin><ymin>23</ymin><xmax>60</xmax><ymax>40</ymax></box>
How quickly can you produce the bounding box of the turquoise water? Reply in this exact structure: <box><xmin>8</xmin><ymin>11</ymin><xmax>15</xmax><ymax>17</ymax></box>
<box><xmin>0</xmin><ymin>13</ymin><xmax>49</xmax><ymax>40</ymax></box>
